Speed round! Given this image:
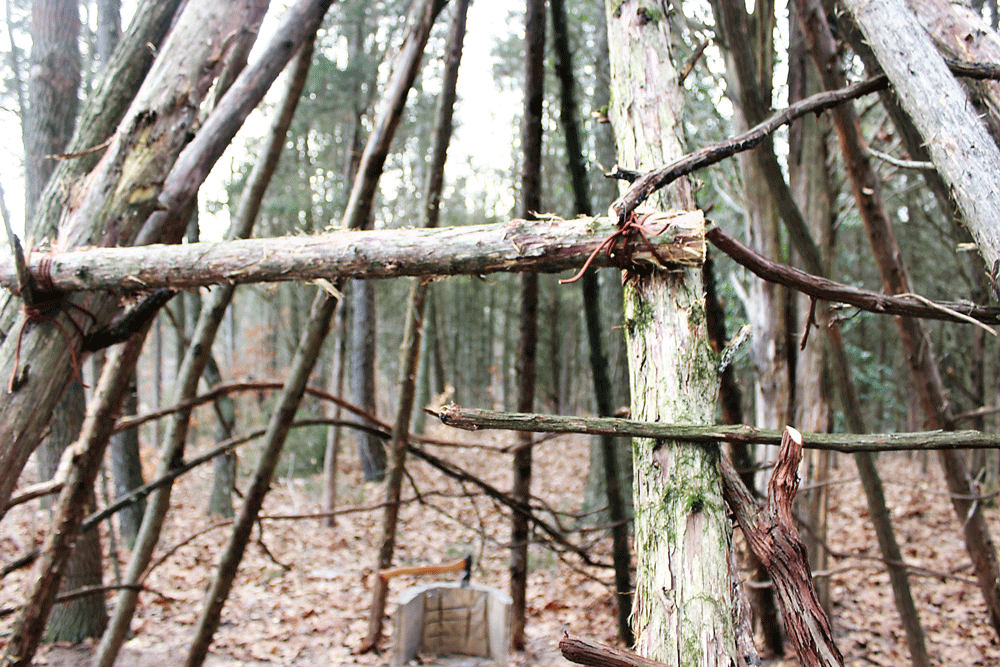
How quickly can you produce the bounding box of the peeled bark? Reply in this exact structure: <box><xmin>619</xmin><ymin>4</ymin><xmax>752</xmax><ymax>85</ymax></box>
<box><xmin>605</xmin><ymin>1</ymin><xmax>737</xmax><ymax>664</ymax></box>
<box><xmin>551</xmin><ymin>0</ymin><xmax>632</xmax><ymax>645</ymax></box>
<box><xmin>0</xmin><ymin>0</ymin><xmax>249</xmax><ymax>516</ymax></box>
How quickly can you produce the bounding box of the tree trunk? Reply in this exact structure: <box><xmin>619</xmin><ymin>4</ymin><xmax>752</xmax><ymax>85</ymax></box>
<box><xmin>3</xmin><ymin>328</ymin><xmax>152</xmax><ymax>667</ymax></box>
<box><xmin>360</xmin><ymin>0</ymin><xmax>470</xmax><ymax>650</ymax></box>
<box><xmin>605</xmin><ymin>2</ymin><xmax>737</xmax><ymax>664</ymax></box>
<box><xmin>34</xmin><ymin>380</ymin><xmax>109</xmax><ymax>643</ymax></box>
<box><xmin>509</xmin><ymin>0</ymin><xmax>545</xmax><ymax>651</ymax></box>
<box><xmin>109</xmin><ymin>374</ymin><xmax>146</xmax><ymax>546</ymax></box>
<box><xmin>807</xmin><ymin>0</ymin><xmax>1000</xmax><ymax>642</ymax></box>
<box><xmin>96</xmin><ymin>0</ymin><xmax>120</xmax><ymax>67</ymax></box>
<box><xmin>351</xmin><ymin>280</ymin><xmax>384</xmax><ymax>481</ymax></box>
<box><xmin>95</xmin><ymin>29</ymin><xmax>315</xmax><ymax>667</ymax></box>
<box><xmin>183</xmin><ymin>289</ymin><xmax>338</xmax><ymax>667</ymax></box>
<box><xmin>24</xmin><ymin>0</ymin><xmax>80</xmax><ymax>228</ymax></box>
<box><xmin>788</xmin><ymin>0</ymin><xmax>835</xmax><ymax>618</ymax></box>
<box><xmin>550</xmin><ymin>0</ymin><xmax>633</xmax><ymax>645</ymax></box>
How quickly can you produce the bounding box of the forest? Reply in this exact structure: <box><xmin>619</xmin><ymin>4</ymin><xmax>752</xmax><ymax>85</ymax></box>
<box><xmin>2</xmin><ymin>0</ymin><xmax>1000</xmax><ymax>666</ymax></box>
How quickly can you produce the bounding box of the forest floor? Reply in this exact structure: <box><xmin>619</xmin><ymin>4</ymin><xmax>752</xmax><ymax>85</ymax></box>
<box><xmin>2</xmin><ymin>424</ymin><xmax>999</xmax><ymax>667</ymax></box>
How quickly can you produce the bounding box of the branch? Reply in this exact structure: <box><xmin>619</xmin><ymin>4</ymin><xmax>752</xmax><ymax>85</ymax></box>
<box><xmin>721</xmin><ymin>428</ymin><xmax>844</xmax><ymax>666</ymax></box>
<box><xmin>404</xmin><ymin>444</ymin><xmax>608</xmax><ymax>568</ymax></box>
<box><xmin>1</xmin><ymin>213</ymin><xmax>705</xmax><ymax>293</ymax></box>
<box><xmin>560</xmin><ymin>636</ymin><xmax>670</xmax><ymax>667</ymax></box>
<box><xmin>435</xmin><ymin>404</ymin><xmax>1000</xmax><ymax>452</ymax></box>
<box><xmin>611</xmin><ymin>58</ymin><xmax>1000</xmax><ymax>220</ymax></box>
<box><xmin>707</xmin><ymin>226</ymin><xmax>1000</xmax><ymax>325</ymax></box>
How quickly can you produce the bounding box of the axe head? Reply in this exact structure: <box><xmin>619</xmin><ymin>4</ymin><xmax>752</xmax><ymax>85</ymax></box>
<box><xmin>460</xmin><ymin>554</ymin><xmax>472</xmax><ymax>587</ymax></box>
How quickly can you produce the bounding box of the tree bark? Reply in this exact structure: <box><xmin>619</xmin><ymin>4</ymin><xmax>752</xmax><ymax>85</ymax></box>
<box><xmin>95</xmin><ymin>30</ymin><xmax>315</xmax><ymax>667</ymax></box>
<box><xmin>33</xmin><ymin>380</ymin><xmax>109</xmax><ymax>644</ymax></box>
<box><xmin>509</xmin><ymin>0</ymin><xmax>545</xmax><ymax>651</ymax></box>
<box><xmin>109</xmin><ymin>374</ymin><xmax>145</xmax><ymax>546</ymax></box>
<box><xmin>24</xmin><ymin>0</ymin><xmax>80</xmax><ymax>229</ymax></box>
<box><xmin>550</xmin><ymin>0</ymin><xmax>633</xmax><ymax>645</ymax></box>
<box><xmin>843</xmin><ymin>0</ymin><xmax>1000</xmax><ymax>272</ymax></box>
<box><xmin>605</xmin><ymin>1</ymin><xmax>738</xmax><ymax>664</ymax></box>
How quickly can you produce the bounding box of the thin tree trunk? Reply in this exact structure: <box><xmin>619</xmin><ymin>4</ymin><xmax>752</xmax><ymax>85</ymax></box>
<box><xmin>802</xmin><ymin>0</ymin><xmax>1000</xmax><ymax>645</ymax></box>
<box><xmin>321</xmin><ymin>320</ymin><xmax>346</xmax><ymax>526</ymax></box>
<box><xmin>95</xmin><ymin>30</ymin><xmax>315</xmax><ymax>667</ymax></box>
<box><xmin>788</xmin><ymin>0</ymin><xmax>835</xmax><ymax>617</ymax></box>
<box><xmin>605</xmin><ymin>2</ymin><xmax>738</xmax><ymax>664</ymax></box>
<box><xmin>33</xmin><ymin>380</ymin><xmax>109</xmax><ymax>643</ymax></box>
<box><xmin>110</xmin><ymin>374</ymin><xmax>146</xmax><ymax>545</ymax></box>
<box><xmin>345</xmin><ymin>0</ymin><xmax>448</xmax><ymax>484</ymax></box>
<box><xmin>360</xmin><ymin>0</ymin><xmax>470</xmax><ymax>650</ymax></box>
<box><xmin>509</xmin><ymin>0</ymin><xmax>545</xmax><ymax>651</ymax></box>
<box><xmin>550</xmin><ymin>0</ymin><xmax>632</xmax><ymax>645</ymax></box>
<box><xmin>183</xmin><ymin>289</ymin><xmax>338</xmax><ymax>667</ymax></box>
<box><xmin>2</xmin><ymin>328</ymin><xmax>153</xmax><ymax>667</ymax></box>
<box><xmin>96</xmin><ymin>0</ymin><xmax>120</xmax><ymax>67</ymax></box>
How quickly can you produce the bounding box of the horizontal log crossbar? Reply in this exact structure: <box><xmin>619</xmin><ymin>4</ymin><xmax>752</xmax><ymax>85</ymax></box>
<box><xmin>0</xmin><ymin>212</ymin><xmax>704</xmax><ymax>293</ymax></box>
<box><xmin>436</xmin><ymin>404</ymin><xmax>1000</xmax><ymax>452</ymax></box>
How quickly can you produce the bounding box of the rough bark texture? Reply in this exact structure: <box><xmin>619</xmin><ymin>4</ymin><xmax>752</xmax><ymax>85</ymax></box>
<box><xmin>0</xmin><ymin>0</ymin><xmax>248</xmax><ymax>516</ymax></box>
<box><xmin>605</xmin><ymin>1</ymin><xmax>736</xmax><ymax>664</ymax></box>
<box><xmin>843</xmin><ymin>0</ymin><xmax>1000</xmax><ymax>272</ymax></box>
<box><xmin>24</xmin><ymin>0</ymin><xmax>80</xmax><ymax>229</ymax></box>
<box><xmin>721</xmin><ymin>430</ymin><xmax>844</xmax><ymax>667</ymax></box>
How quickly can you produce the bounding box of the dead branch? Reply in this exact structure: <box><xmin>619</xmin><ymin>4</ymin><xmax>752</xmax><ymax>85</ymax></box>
<box><xmin>560</xmin><ymin>636</ymin><xmax>671</xmax><ymax>667</ymax></box>
<box><xmin>436</xmin><ymin>404</ymin><xmax>1000</xmax><ymax>452</ymax></box>
<box><xmin>611</xmin><ymin>59</ymin><xmax>1000</xmax><ymax>221</ymax></box>
<box><xmin>721</xmin><ymin>428</ymin><xmax>844</xmax><ymax>666</ymax></box>
<box><xmin>0</xmin><ymin>213</ymin><xmax>705</xmax><ymax>293</ymax></box>
<box><xmin>707</xmin><ymin>226</ymin><xmax>1000</xmax><ymax>325</ymax></box>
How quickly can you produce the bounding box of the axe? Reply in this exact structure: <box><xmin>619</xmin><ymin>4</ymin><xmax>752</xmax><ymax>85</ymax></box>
<box><xmin>377</xmin><ymin>554</ymin><xmax>472</xmax><ymax>587</ymax></box>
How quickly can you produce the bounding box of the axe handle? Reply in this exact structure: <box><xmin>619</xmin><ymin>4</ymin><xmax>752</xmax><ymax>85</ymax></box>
<box><xmin>377</xmin><ymin>556</ymin><xmax>470</xmax><ymax>583</ymax></box>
